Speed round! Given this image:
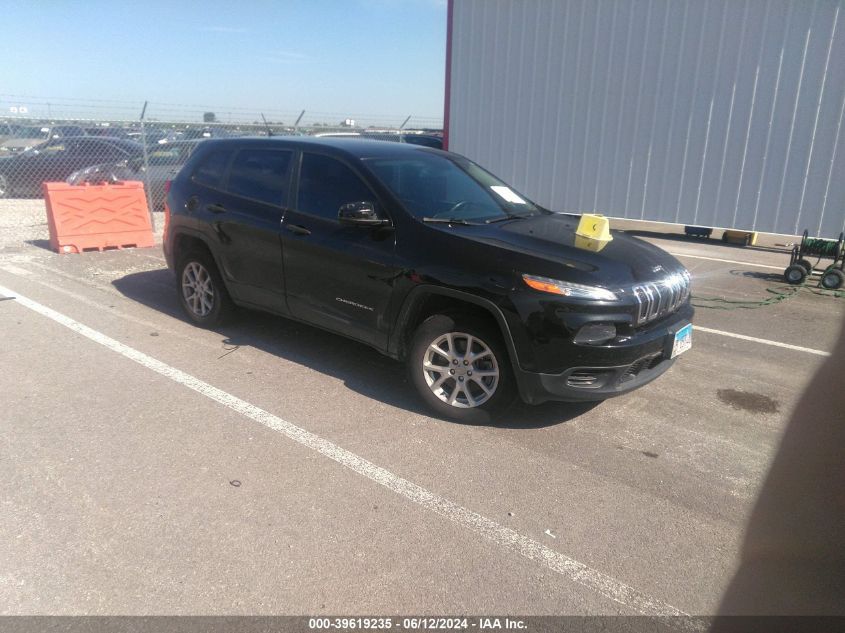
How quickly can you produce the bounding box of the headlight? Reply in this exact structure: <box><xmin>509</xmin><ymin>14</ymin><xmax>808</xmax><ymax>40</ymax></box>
<box><xmin>522</xmin><ymin>274</ymin><xmax>618</xmax><ymax>301</ymax></box>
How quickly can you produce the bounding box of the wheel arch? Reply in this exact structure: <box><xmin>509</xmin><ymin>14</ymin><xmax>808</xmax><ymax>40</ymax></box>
<box><xmin>389</xmin><ymin>285</ymin><xmax>522</xmax><ymax>374</ymax></box>
<box><xmin>170</xmin><ymin>229</ymin><xmax>222</xmax><ymax>274</ymax></box>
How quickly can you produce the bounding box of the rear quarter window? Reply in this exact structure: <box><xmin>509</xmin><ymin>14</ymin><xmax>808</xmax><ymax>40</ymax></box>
<box><xmin>226</xmin><ymin>148</ymin><xmax>293</xmax><ymax>206</ymax></box>
<box><xmin>191</xmin><ymin>148</ymin><xmax>233</xmax><ymax>189</ymax></box>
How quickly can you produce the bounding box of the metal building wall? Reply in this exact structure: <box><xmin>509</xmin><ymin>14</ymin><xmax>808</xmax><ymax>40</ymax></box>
<box><xmin>447</xmin><ymin>0</ymin><xmax>845</xmax><ymax>237</ymax></box>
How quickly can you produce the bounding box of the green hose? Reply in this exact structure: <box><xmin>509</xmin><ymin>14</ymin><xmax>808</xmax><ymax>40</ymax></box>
<box><xmin>692</xmin><ymin>282</ymin><xmax>845</xmax><ymax>310</ymax></box>
<box><xmin>801</xmin><ymin>237</ymin><xmax>840</xmax><ymax>258</ymax></box>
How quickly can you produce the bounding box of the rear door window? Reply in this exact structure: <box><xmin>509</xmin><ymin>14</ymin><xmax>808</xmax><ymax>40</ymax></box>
<box><xmin>191</xmin><ymin>148</ymin><xmax>233</xmax><ymax>189</ymax></box>
<box><xmin>226</xmin><ymin>149</ymin><xmax>293</xmax><ymax>207</ymax></box>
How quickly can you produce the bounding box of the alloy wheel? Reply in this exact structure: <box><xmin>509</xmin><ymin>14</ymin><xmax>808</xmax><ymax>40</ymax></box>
<box><xmin>181</xmin><ymin>261</ymin><xmax>215</xmax><ymax>317</ymax></box>
<box><xmin>422</xmin><ymin>331</ymin><xmax>500</xmax><ymax>408</ymax></box>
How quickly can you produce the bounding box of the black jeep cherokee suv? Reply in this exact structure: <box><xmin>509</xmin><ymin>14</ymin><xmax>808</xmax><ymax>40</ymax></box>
<box><xmin>164</xmin><ymin>137</ymin><xmax>693</xmax><ymax>422</ymax></box>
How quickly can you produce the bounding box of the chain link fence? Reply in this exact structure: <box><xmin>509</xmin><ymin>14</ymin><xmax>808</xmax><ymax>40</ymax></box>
<box><xmin>0</xmin><ymin>96</ymin><xmax>443</xmax><ymax>225</ymax></box>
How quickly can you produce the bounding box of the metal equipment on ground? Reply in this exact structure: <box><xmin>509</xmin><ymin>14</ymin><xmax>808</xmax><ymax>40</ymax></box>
<box><xmin>783</xmin><ymin>230</ymin><xmax>845</xmax><ymax>289</ymax></box>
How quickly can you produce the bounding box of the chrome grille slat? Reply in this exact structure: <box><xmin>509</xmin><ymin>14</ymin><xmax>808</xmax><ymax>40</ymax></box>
<box><xmin>655</xmin><ymin>284</ymin><xmax>671</xmax><ymax>316</ymax></box>
<box><xmin>631</xmin><ymin>271</ymin><xmax>691</xmax><ymax>327</ymax></box>
<box><xmin>649</xmin><ymin>284</ymin><xmax>659</xmax><ymax>320</ymax></box>
<box><xmin>634</xmin><ymin>286</ymin><xmax>647</xmax><ymax>323</ymax></box>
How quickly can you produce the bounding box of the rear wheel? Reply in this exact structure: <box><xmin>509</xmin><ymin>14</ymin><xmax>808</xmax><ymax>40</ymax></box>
<box><xmin>0</xmin><ymin>174</ymin><xmax>9</xmax><ymax>198</ymax></box>
<box><xmin>176</xmin><ymin>249</ymin><xmax>235</xmax><ymax>327</ymax></box>
<box><xmin>784</xmin><ymin>264</ymin><xmax>807</xmax><ymax>285</ymax></box>
<box><xmin>408</xmin><ymin>314</ymin><xmax>515</xmax><ymax>423</ymax></box>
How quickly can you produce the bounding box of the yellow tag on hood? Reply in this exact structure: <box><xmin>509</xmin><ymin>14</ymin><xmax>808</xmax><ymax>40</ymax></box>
<box><xmin>575</xmin><ymin>213</ymin><xmax>613</xmax><ymax>242</ymax></box>
<box><xmin>574</xmin><ymin>235</ymin><xmax>610</xmax><ymax>253</ymax></box>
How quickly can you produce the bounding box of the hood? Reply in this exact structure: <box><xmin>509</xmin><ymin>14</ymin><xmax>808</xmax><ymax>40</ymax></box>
<box><xmin>438</xmin><ymin>213</ymin><xmax>685</xmax><ymax>286</ymax></box>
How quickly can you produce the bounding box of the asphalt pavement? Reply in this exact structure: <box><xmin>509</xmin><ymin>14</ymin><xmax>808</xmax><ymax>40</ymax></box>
<box><xmin>1</xmin><ymin>201</ymin><xmax>843</xmax><ymax>616</ymax></box>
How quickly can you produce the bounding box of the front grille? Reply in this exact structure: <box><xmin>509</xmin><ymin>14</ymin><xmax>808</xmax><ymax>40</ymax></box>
<box><xmin>618</xmin><ymin>353</ymin><xmax>663</xmax><ymax>384</ymax></box>
<box><xmin>631</xmin><ymin>271</ymin><xmax>691</xmax><ymax>326</ymax></box>
<box><xmin>619</xmin><ymin>358</ymin><xmax>650</xmax><ymax>384</ymax></box>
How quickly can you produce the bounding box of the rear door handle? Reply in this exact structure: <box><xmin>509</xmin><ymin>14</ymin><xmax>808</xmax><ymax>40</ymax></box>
<box><xmin>285</xmin><ymin>224</ymin><xmax>311</xmax><ymax>236</ymax></box>
<box><xmin>206</xmin><ymin>203</ymin><xmax>226</xmax><ymax>214</ymax></box>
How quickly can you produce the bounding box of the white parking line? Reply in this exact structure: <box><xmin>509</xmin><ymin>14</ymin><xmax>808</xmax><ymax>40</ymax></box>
<box><xmin>695</xmin><ymin>325</ymin><xmax>830</xmax><ymax>357</ymax></box>
<box><xmin>0</xmin><ymin>282</ymin><xmax>691</xmax><ymax>619</ymax></box>
<box><xmin>668</xmin><ymin>252</ymin><xmax>784</xmax><ymax>271</ymax></box>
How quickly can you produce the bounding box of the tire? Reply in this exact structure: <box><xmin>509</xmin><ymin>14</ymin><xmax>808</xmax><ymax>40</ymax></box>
<box><xmin>820</xmin><ymin>268</ymin><xmax>845</xmax><ymax>290</ymax></box>
<box><xmin>407</xmin><ymin>313</ymin><xmax>515</xmax><ymax>423</ymax></box>
<box><xmin>796</xmin><ymin>259</ymin><xmax>815</xmax><ymax>275</ymax></box>
<box><xmin>784</xmin><ymin>264</ymin><xmax>808</xmax><ymax>285</ymax></box>
<box><xmin>175</xmin><ymin>249</ymin><xmax>235</xmax><ymax>327</ymax></box>
<box><xmin>0</xmin><ymin>174</ymin><xmax>9</xmax><ymax>198</ymax></box>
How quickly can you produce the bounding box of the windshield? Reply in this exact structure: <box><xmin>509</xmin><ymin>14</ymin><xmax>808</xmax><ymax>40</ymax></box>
<box><xmin>366</xmin><ymin>154</ymin><xmax>544</xmax><ymax>223</ymax></box>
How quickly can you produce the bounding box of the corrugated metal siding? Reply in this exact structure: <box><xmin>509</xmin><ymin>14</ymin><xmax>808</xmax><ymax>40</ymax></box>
<box><xmin>448</xmin><ymin>0</ymin><xmax>845</xmax><ymax>237</ymax></box>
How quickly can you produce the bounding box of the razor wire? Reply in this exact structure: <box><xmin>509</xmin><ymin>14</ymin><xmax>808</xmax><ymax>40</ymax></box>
<box><xmin>0</xmin><ymin>96</ymin><xmax>443</xmax><ymax>215</ymax></box>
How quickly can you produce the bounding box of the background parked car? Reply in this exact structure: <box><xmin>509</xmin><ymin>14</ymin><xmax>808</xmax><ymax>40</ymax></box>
<box><xmin>0</xmin><ymin>124</ymin><xmax>88</xmax><ymax>155</ymax></box>
<box><xmin>156</xmin><ymin>127</ymin><xmax>229</xmax><ymax>145</ymax></box>
<box><xmin>84</xmin><ymin>126</ymin><xmax>132</xmax><ymax>140</ymax></box>
<box><xmin>125</xmin><ymin>127</ymin><xmax>169</xmax><ymax>145</ymax></box>
<box><xmin>66</xmin><ymin>139</ymin><xmax>204</xmax><ymax>209</ymax></box>
<box><xmin>313</xmin><ymin>131</ymin><xmax>442</xmax><ymax>149</ymax></box>
<box><xmin>0</xmin><ymin>136</ymin><xmax>143</xmax><ymax>198</ymax></box>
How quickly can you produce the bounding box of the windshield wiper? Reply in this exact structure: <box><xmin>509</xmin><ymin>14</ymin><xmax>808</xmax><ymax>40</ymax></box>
<box><xmin>485</xmin><ymin>212</ymin><xmax>537</xmax><ymax>224</ymax></box>
<box><xmin>484</xmin><ymin>216</ymin><xmax>516</xmax><ymax>224</ymax></box>
<box><xmin>422</xmin><ymin>217</ymin><xmax>478</xmax><ymax>226</ymax></box>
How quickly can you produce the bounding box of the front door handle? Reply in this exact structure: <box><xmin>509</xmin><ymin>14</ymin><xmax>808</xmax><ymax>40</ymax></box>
<box><xmin>207</xmin><ymin>203</ymin><xmax>226</xmax><ymax>214</ymax></box>
<box><xmin>285</xmin><ymin>224</ymin><xmax>311</xmax><ymax>236</ymax></box>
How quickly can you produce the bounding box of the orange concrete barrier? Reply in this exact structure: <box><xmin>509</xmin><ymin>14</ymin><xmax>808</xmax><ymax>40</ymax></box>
<box><xmin>43</xmin><ymin>181</ymin><xmax>155</xmax><ymax>254</ymax></box>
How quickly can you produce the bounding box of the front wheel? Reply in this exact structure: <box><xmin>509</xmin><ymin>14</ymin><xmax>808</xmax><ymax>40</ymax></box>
<box><xmin>784</xmin><ymin>264</ymin><xmax>807</xmax><ymax>285</ymax></box>
<box><xmin>407</xmin><ymin>314</ymin><xmax>515</xmax><ymax>423</ymax></box>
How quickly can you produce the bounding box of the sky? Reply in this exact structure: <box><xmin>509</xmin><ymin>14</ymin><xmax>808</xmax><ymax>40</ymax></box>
<box><xmin>0</xmin><ymin>0</ymin><xmax>447</xmax><ymax>127</ymax></box>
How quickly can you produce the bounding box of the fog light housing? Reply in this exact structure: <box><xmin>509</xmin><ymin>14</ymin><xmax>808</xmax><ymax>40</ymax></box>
<box><xmin>574</xmin><ymin>323</ymin><xmax>617</xmax><ymax>345</ymax></box>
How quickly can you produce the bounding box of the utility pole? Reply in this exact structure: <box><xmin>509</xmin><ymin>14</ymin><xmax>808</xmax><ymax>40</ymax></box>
<box><xmin>293</xmin><ymin>110</ymin><xmax>305</xmax><ymax>134</ymax></box>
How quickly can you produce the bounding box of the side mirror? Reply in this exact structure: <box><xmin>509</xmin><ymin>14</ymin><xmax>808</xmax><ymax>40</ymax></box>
<box><xmin>338</xmin><ymin>201</ymin><xmax>390</xmax><ymax>227</ymax></box>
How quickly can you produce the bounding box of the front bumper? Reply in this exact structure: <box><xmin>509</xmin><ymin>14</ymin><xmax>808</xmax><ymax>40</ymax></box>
<box><xmin>513</xmin><ymin>308</ymin><xmax>692</xmax><ymax>405</ymax></box>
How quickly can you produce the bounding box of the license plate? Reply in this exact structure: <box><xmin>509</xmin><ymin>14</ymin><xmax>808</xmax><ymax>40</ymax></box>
<box><xmin>671</xmin><ymin>323</ymin><xmax>693</xmax><ymax>358</ymax></box>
